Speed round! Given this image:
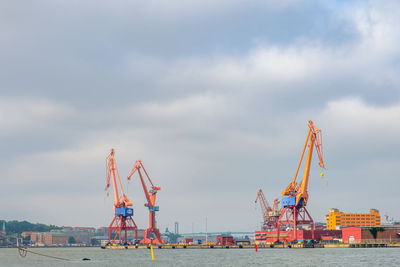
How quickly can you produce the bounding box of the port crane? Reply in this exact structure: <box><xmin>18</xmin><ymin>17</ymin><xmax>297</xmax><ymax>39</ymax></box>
<box><xmin>255</xmin><ymin>189</ymin><xmax>280</xmax><ymax>230</ymax></box>
<box><xmin>277</xmin><ymin>120</ymin><xmax>327</xmax><ymax>242</ymax></box>
<box><xmin>127</xmin><ymin>160</ymin><xmax>164</xmax><ymax>244</ymax></box>
<box><xmin>105</xmin><ymin>149</ymin><xmax>138</xmax><ymax>244</ymax></box>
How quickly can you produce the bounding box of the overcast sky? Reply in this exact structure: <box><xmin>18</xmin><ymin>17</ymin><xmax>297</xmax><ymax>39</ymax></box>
<box><xmin>1</xmin><ymin>0</ymin><xmax>399</xmax><ymax>233</ymax></box>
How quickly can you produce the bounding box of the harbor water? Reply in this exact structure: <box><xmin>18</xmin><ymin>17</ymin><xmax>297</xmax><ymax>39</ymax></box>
<box><xmin>0</xmin><ymin>247</ymin><xmax>399</xmax><ymax>266</ymax></box>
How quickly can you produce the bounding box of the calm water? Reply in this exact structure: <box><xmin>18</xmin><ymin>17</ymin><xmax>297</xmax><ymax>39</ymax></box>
<box><xmin>0</xmin><ymin>247</ymin><xmax>399</xmax><ymax>266</ymax></box>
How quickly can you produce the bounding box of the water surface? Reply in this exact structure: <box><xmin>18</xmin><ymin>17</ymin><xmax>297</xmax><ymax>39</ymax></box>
<box><xmin>0</xmin><ymin>247</ymin><xmax>399</xmax><ymax>266</ymax></box>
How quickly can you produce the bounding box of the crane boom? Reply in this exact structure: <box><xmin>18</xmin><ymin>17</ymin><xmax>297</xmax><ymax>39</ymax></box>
<box><xmin>105</xmin><ymin>148</ymin><xmax>132</xmax><ymax>209</ymax></box>
<box><xmin>105</xmin><ymin>150</ymin><xmax>119</xmax><ymax>207</ymax></box>
<box><xmin>127</xmin><ymin>160</ymin><xmax>159</xmax><ymax>206</ymax></box>
<box><xmin>295</xmin><ymin>120</ymin><xmax>326</xmax><ymax>207</ymax></box>
<box><xmin>281</xmin><ymin>120</ymin><xmax>326</xmax><ymax>207</ymax></box>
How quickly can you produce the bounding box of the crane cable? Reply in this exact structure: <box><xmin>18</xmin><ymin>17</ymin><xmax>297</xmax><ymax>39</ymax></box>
<box><xmin>0</xmin><ymin>233</ymin><xmax>88</xmax><ymax>261</ymax></box>
<box><xmin>17</xmin><ymin>246</ymin><xmax>71</xmax><ymax>261</ymax></box>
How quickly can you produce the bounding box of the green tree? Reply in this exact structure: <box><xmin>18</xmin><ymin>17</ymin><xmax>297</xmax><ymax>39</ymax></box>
<box><xmin>369</xmin><ymin>227</ymin><xmax>384</xmax><ymax>239</ymax></box>
<box><xmin>68</xmin><ymin>236</ymin><xmax>76</xmax><ymax>244</ymax></box>
<box><xmin>91</xmin><ymin>238</ymin><xmax>99</xmax><ymax>246</ymax></box>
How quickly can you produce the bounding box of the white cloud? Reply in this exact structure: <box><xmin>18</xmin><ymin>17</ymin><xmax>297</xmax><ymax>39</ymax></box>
<box><xmin>354</xmin><ymin>0</ymin><xmax>400</xmax><ymax>54</ymax></box>
<box><xmin>323</xmin><ymin>98</ymin><xmax>400</xmax><ymax>130</ymax></box>
<box><xmin>0</xmin><ymin>97</ymin><xmax>74</xmax><ymax>133</ymax></box>
<box><xmin>132</xmin><ymin>94</ymin><xmax>227</xmax><ymax>122</ymax></box>
<box><xmin>320</xmin><ymin>97</ymin><xmax>400</xmax><ymax>143</ymax></box>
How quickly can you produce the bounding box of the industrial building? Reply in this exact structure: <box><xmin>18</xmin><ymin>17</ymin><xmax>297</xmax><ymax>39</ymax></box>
<box><xmin>60</xmin><ymin>228</ymin><xmax>92</xmax><ymax>244</ymax></box>
<box><xmin>30</xmin><ymin>232</ymin><xmax>45</xmax><ymax>244</ymax></box>
<box><xmin>29</xmin><ymin>227</ymin><xmax>94</xmax><ymax>246</ymax></box>
<box><xmin>30</xmin><ymin>232</ymin><xmax>68</xmax><ymax>246</ymax></box>
<box><xmin>44</xmin><ymin>232</ymin><xmax>68</xmax><ymax>245</ymax></box>
<box><xmin>255</xmin><ymin>230</ymin><xmax>342</xmax><ymax>244</ymax></box>
<box><xmin>342</xmin><ymin>226</ymin><xmax>400</xmax><ymax>243</ymax></box>
<box><xmin>325</xmin><ymin>208</ymin><xmax>381</xmax><ymax>230</ymax></box>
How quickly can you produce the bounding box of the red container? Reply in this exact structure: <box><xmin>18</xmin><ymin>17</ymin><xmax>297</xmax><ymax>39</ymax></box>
<box><xmin>184</xmin><ymin>238</ymin><xmax>193</xmax><ymax>243</ymax></box>
<box><xmin>342</xmin><ymin>227</ymin><xmax>362</xmax><ymax>243</ymax></box>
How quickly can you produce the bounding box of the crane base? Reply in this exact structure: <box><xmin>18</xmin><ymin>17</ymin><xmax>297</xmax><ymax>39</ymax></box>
<box><xmin>140</xmin><ymin>228</ymin><xmax>165</xmax><ymax>244</ymax></box>
<box><xmin>108</xmin><ymin>215</ymin><xmax>138</xmax><ymax>244</ymax></box>
<box><xmin>276</xmin><ymin>206</ymin><xmax>314</xmax><ymax>243</ymax></box>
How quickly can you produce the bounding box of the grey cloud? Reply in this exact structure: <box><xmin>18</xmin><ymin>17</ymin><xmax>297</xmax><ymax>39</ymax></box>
<box><xmin>1</xmin><ymin>0</ymin><xmax>400</xmax><ymax>230</ymax></box>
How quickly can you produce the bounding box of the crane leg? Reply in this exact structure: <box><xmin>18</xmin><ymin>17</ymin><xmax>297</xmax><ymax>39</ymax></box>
<box><xmin>294</xmin><ymin>207</ymin><xmax>297</xmax><ymax>242</ymax></box>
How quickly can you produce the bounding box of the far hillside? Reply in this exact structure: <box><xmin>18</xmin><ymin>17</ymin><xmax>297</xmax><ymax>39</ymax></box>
<box><xmin>0</xmin><ymin>220</ymin><xmax>61</xmax><ymax>235</ymax></box>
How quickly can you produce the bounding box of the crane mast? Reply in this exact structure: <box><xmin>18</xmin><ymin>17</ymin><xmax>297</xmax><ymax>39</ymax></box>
<box><xmin>127</xmin><ymin>160</ymin><xmax>164</xmax><ymax>244</ymax></box>
<box><xmin>105</xmin><ymin>149</ymin><xmax>137</xmax><ymax>245</ymax></box>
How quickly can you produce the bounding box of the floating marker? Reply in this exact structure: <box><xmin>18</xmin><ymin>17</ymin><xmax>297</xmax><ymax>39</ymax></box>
<box><xmin>255</xmin><ymin>244</ymin><xmax>258</xmax><ymax>252</ymax></box>
<box><xmin>320</xmin><ymin>172</ymin><xmax>324</xmax><ymax>177</ymax></box>
<box><xmin>150</xmin><ymin>245</ymin><xmax>154</xmax><ymax>261</ymax></box>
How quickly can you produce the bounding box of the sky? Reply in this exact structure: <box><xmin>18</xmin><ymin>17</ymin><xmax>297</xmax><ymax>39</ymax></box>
<box><xmin>1</xmin><ymin>0</ymin><xmax>399</xmax><ymax>233</ymax></box>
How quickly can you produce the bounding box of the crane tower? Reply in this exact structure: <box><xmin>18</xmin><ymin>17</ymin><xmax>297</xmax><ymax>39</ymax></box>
<box><xmin>105</xmin><ymin>149</ymin><xmax>138</xmax><ymax>244</ymax></box>
<box><xmin>127</xmin><ymin>160</ymin><xmax>165</xmax><ymax>244</ymax></box>
<box><xmin>277</xmin><ymin>120</ymin><xmax>327</xmax><ymax>242</ymax></box>
<box><xmin>255</xmin><ymin>189</ymin><xmax>280</xmax><ymax>230</ymax></box>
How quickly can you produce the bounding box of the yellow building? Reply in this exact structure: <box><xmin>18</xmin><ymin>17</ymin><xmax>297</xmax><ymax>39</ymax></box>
<box><xmin>325</xmin><ymin>208</ymin><xmax>381</xmax><ymax>230</ymax></box>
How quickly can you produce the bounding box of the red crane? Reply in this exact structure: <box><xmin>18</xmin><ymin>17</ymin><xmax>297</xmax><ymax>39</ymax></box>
<box><xmin>255</xmin><ymin>189</ymin><xmax>280</xmax><ymax>230</ymax></box>
<box><xmin>105</xmin><ymin>149</ymin><xmax>138</xmax><ymax>245</ymax></box>
<box><xmin>127</xmin><ymin>160</ymin><xmax>164</xmax><ymax>244</ymax></box>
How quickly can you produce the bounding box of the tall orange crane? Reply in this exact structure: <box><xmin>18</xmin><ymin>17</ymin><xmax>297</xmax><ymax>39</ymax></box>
<box><xmin>105</xmin><ymin>149</ymin><xmax>138</xmax><ymax>244</ymax></box>
<box><xmin>127</xmin><ymin>160</ymin><xmax>164</xmax><ymax>244</ymax></box>
<box><xmin>255</xmin><ymin>189</ymin><xmax>280</xmax><ymax>230</ymax></box>
<box><xmin>277</xmin><ymin>120</ymin><xmax>327</xmax><ymax>242</ymax></box>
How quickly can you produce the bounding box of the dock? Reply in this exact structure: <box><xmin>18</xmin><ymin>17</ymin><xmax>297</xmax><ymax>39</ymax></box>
<box><xmin>101</xmin><ymin>242</ymin><xmax>400</xmax><ymax>249</ymax></box>
<box><xmin>101</xmin><ymin>243</ymin><xmax>325</xmax><ymax>249</ymax></box>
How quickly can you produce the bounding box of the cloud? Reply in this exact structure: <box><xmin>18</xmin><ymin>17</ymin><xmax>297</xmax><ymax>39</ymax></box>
<box><xmin>0</xmin><ymin>97</ymin><xmax>73</xmax><ymax>133</ymax></box>
<box><xmin>319</xmin><ymin>97</ymin><xmax>400</xmax><ymax>164</ymax></box>
<box><xmin>322</xmin><ymin>97</ymin><xmax>400</xmax><ymax>136</ymax></box>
